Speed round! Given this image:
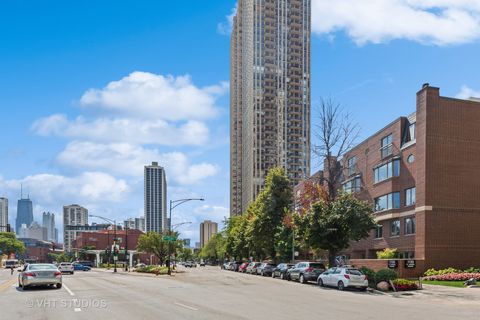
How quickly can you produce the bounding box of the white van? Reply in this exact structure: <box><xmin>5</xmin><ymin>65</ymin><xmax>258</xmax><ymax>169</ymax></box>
<box><xmin>5</xmin><ymin>259</ymin><xmax>20</xmax><ymax>269</ymax></box>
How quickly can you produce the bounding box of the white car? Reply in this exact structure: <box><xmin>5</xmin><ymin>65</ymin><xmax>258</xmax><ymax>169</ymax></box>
<box><xmin>58</xmin><ymin>262</ymin><xmax>74</xmax><ymax>274</ymax></box>
<box><xmin>317</xmin><ymin>267</ymin><xmax>368</xmax><ymax>291</ymax></box>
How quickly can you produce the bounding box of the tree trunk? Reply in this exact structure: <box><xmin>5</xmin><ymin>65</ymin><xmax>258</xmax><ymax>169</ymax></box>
<box><xmin>328</xmin><ymin>250</ymin><xmax>337</xmax><ymax>268</ymax></box>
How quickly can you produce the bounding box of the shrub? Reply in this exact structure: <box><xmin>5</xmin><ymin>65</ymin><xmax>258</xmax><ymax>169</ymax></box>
<box><xmin>424</xmin><ymin>267</ymin><xmax>460</xmax><ymax>276</ymax></box>
<box><xmin>135</xmin><ymin>266</ymin><xmax>169</xmax><ymax>275</ymax></box>
<box><xmin>423</xmin><ymin>273</ymin><xmax>480</xmax><ymax>282</ymax></box>
<box><xmin>360</xmin><ymin>267</ymin><xmax>376</xmax><ymax>288</ymax></box>
<box><xmin>375</xmin><ymin>269</ymin><xmax>398</xmax><ymax>284</ymax></box>
<box><xmin>393</xmin><ymin>279</ymin><xmax>418</xmax><ymax>291</ymax></box>
<box><xmin>376</xmin><ymin>248</ymin><xmax>397</xmax><ymax>259</ymax></box>
<box><xmin>463</xmin><ymin>267</ymin><xmax>480</xmax><ymax>273</ymax></box>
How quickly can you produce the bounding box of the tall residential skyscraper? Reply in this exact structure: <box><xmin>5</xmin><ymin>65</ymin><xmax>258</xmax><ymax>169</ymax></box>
<box><xmin>144</xmin><ymin>162</ymin><xmax>167</xmax><ymax>233</ymax></box>
<box><xmin>16</xmin><ymin>197</ymin><xmax>33</xmax><ymax>235</ymax></box>
<box><xmin>230</xmin><ymin>0</ymin><xmax>311</xmax><ymax>216</ymax></box>
<box><xmin>42</xmin><ymin>212</ymin><xmax>56</xmax><ymax>242</ymax></box>
<box><xmin>199</xmin><ymin>220</ymin><xmax>218</xmax><ymax>248</ymax></box>
<box><xmin>63</xmin><ymin>204</ymin><xmax>88</xmax><ymax>252</ymax></box>
<box><xmin>0</xmin><ymin>197</ymin><xmax>8</xmax><ymax>232</ymax></box>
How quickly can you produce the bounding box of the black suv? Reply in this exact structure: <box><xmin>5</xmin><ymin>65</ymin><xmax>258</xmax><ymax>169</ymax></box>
<box><xmin>272</xmin><ymin>263</ymin><xmax>294</xmax><ymax>280</ymax></box>
<box><xmin>287</xmin><ymin>262</ymin><xmax>326</xmax><ymax>284</ymax></box>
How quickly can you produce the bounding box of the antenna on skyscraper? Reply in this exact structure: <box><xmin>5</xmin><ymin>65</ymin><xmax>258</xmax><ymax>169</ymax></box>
<box><xmin>20</xmin><ymin>183</ymin><xmax>23</xmax><ymax>199</ymax></box>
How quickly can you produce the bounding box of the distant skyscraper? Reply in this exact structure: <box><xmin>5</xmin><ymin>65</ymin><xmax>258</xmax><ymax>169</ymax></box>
<box><xmin>183</xmin><ymin>239</ymin><xmax>191</xmax><ymax>248</ymax></box>
<box><xmin>42</xmin><ymin>212</ymin><xmax>56</xmax><ymax>242</ymax></box>
<box><xmin>18</xmin><ymin>223</ymin><xmax>28</xmax><ymax>238</ymax></box>
<box><xmin>0</xmin><ymin>197</ymin><xmax>8</xmax><ymax>232</ymax></box>
<box><xmin>63</xmin><ymin>204</ymin><xmax>88</xmax><ymax>252</ymax></box>
<box><xmin>144</xmin><ymin>162</ymin><xmax>167</xmax><ymax>233</ymax></box>
<box><xmin>124</xmin><ymin>218</ymin><xmax>136</xmax><ymax>230</ymax></box>
<box><xmin>199</xmin><ymin>220</ymin><xmax>218</xmax><ymax>248</ymax></box>
<box><xmin>135</xmin><ymin>216</ymin><xmax>146</xmax><ymax>232</ymax></box>
<box><xmin>24</xmin><ymin>221</ymin><xmax>47</xmax><ymax>241</ymax></box>
<box><xmin>230</xmin><ymin>0</ymin><xmax>311</xmax><ymax>216</ymax></box>
<box><xmin>16</xmin><ymin>197</ymin><xmax>33</xmax><ymax>235</ymax></box>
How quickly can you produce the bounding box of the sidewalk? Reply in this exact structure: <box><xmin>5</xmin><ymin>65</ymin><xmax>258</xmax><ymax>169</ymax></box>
<box><xmin>390</xmin><ymin>284</ymin><xmax>480</xmax><ymax>305</ymax></box>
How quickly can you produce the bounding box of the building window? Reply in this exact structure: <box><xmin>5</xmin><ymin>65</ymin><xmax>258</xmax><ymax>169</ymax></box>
<box><xmin>380</xmin><ymin>134</ymin><xmax>393</xmax><ymax>158</ymax></box>
<box><xmin>403</xmin><ymin>122</ymin><xmax>416</xmax><ymax>144</ymax></box>
<box><xmin>342</xmin><ymin>177</ymin><xmax>362</xmax><ymax>194</ymax></box>
<box><xmin>407</xmin><ymin>154</ymin><xmax>415</xmax><ymax>163</ymax></box>
<box><xmin>374</xmin><ymin>225</ymin><xmax>383</xmax><ymax>239</ymax></box>
<box><xmin>405</xmin><ymin>187</ymin><xmax>416</xmax><ymax>206</ymax></box>
<box><xmin>375</xmin><ymin>192</ymin><xmax>401</xmax><ymax>212</ymax></box>
<box><xmin>401</xmin><ymin>251</ymin><xmax>415</xmax><ymax>259</ymax></box>
<box><xmin>347</xmin><ymin>156</ymin><xmax>357</xmax><ymax>176</ymax></box>
<box><xmin>390</xmin><ymin>220</ymin><xmax>400</xmax><ymax>236</ymax></box>
<box><xmin>374</xmin><ymin>159</ymin><xmax>400</xmax><ymax>183</ymax></box>
<box><xmin>405</xmin><ymin>217</ymin><xmax>416</xmax><ymax>235</ymax></box>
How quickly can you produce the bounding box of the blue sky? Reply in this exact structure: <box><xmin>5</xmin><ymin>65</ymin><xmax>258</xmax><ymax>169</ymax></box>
<box><xmin>1</xmin><ymin>0</ymin><xmax>479</xmax><ymax>243</ymax></box>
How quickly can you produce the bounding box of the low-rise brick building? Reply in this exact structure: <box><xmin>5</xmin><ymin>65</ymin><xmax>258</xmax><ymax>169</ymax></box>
<box><xmin>298</xmin><ymin>84</ymin><xmax>480</xmax><ymax>276</ymax></box>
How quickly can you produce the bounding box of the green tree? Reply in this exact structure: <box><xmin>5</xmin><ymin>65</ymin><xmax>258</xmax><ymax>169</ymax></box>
<box><xmin>48</xmin><ymin>252</ymin><xmax>72</xmax><ymax>263</ymax></box>
<box><xmin>199</xmin><ymin>232</ymin><xmax>225</xmax><ymax>262</ymax></box>
<box><xmin>177</xmin><ymin>247</ymin><xmax>194</xmax><ymax>262</ymax></box>
<box><xmin>0</xmin><ymin>232</ymin><xmax>25</xmax><ymax>263</ymax></box>
<box><xmin>306</xmin><ymin>192</ymin><xmax>376</xmax><ymax>266</ymax></box>
<box><xmin>246</xmin><ymin>167</ymin><xmax>292</xmax><ymax>262</ymax></box>
<box><xmin>136</xmin><ymin>232</ymin><xmax>169</xmax><ymax>266</ymax></box>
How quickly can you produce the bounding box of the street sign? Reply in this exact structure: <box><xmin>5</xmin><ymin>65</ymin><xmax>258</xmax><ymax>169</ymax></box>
<box><xmin>388</xmin><ymin>260</ymin><xmax>398</xmax><ymax>269</ymax></box>
<box><xmin>113</xmin><ymin>256</ymin><xmax>118</xmax><ymax>261</ymax></box>
<box><xmin>405</xmin><ymin>260</ymin><xmax>416</xmax><ymax>268</ymax></box>
<box><xmin>163</xmin><ymin>236</ymin><xmax>177</xmax><ymax>242</ymax></box>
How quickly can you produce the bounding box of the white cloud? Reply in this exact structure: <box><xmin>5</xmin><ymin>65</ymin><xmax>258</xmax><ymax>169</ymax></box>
<box><xmin>57</xmin><ymin>141</ymin><xmax>219</xmax><ymax>185</ymax></box>
<box><xmin>217</xmin><ymin>3</ymin><xmax>237</xmax><ymax>35</ymax></box>
<box><xmin>80</xmin><ymin>72</ymin><xmax>227</xmax><ymax>121</ymax></box>
<box><xmin>32</xmin><ymin>114</ymin><xmax>209</xmax><ymax>146</ymax></box>
<box><xmin>456</xmin><ymin>85</ymin><xmax>480</xmax><ymax>100</ymax></box>
<box><xmin>0</xmin><ymin>172</ymin><xmax>129</xmax><ymax>206</ymax></box>
<box><xmin>312</xmin><ymin>0</ymin><xmax>480</xmax><ymax>45</ymax></box>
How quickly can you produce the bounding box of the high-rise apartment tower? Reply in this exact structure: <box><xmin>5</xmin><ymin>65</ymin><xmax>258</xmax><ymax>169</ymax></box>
<box><xmin>144</xmin><ymin>162</ymin><xmax>167</xmax><ymax>233</ymax></box>
<box><xmin>230</xmin><ymin>0</ymin><xmax>311</xmax><ymax>216</ymax></box>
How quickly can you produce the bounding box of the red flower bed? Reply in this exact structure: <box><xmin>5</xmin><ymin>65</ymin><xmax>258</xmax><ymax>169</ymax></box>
<box><xmin>423</xmin><ymin>273</ymin><xmax>480</xmax><ymax>281</ymax></box>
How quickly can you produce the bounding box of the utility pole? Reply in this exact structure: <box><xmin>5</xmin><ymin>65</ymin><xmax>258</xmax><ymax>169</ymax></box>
<box><xmin>167</xmin><ymin>198</ymin><xmax>204</xmax><ymax>276</ymax></box>
<box><xmin>124</xmin><ymin>226</ymin><xmax>129</xmax><ymax>272</ymax></box>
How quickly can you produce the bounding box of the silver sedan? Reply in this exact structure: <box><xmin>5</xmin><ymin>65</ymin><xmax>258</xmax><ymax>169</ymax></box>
<box><xmin>18</xmin><ymin>263</ymin><xmax>62</xmax><ymax>290</ymax></box>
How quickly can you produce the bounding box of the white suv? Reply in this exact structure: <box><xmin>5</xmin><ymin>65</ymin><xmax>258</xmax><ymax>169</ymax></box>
<box><xmin>317</xmin><ymin>267</ymin><xmax>368</xmax><ymax>291</ymax></box>
<box><xmin>58</xmin><ymin>262</ymin><xmax>74</xmax><ymax>274</ymax></box>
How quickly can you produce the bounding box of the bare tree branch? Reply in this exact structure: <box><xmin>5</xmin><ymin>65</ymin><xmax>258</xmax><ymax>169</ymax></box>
<box><xmin>312</xmin><ymin>98</ymin><xmax>360</xmax><ymax>201</ymax></box>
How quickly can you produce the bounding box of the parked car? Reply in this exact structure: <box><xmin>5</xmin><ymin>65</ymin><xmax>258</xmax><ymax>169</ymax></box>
<box><xmin>72</xmin><ymin>263</ymin><xmax>91</xmax><ymax>271</ymax></box>
<box><xmin>230</xmin><ymin>261</ymin><xmax>243</xmax><ymax>272</ymax></box>
<box><xmin>246</xmin><ymin>262</ymin><xmax>262</xmax><ymax>274</ymax></box>
<box><xmin>288</xmin><ymin>261</ymin><xmax>326</xmax><ymax>283</ymax></box>
<box><xmin>238</xmin><ymin>262</ymin><xmax>249</xmax><ymax>273</ymax></box>
<box><xmin>18</xmin><ymin>263</ymin><xmax>62</xmax><ymax>290</ymax></box>
<box><xmin>199</xmin><ymin>261</ymin><xmax>206</xmax><ymax>267</ymax></box>
<box><xmin>256</xmin><ymin>263</ymin><xmax>277</xmax><ymax>276</ymax></box>
<box><xmin>185</xmin><ymin>261</ymin><xmax>197</xmax><ymax>268</ymax></box>
<box><xmin>272</xmin><ymin>263</ymin><xmax>294</xmax><ymax>279</ymax></box>
<box><xmin>317</xmin><ymin>267</ymin><xmax>368</xmax><ymax>291</ymax></box>
<box><xmin>58</xmin><ymin>262</ymin><xmax>74</xmax><ymax>275</ymax></box>
<box><xmin>135</xmin><ymin>263</ymin><xmax>147</xmax><ymax>269</ymax></box>
<box><xmin>222</xmin><ymin>262</ymin><xmax>231</xmax><ymax>270</ymax></box>
<box><xmin>76</xmin><ymin>260</ymin><xmax>94</xmax><ymax>267</ymax></box>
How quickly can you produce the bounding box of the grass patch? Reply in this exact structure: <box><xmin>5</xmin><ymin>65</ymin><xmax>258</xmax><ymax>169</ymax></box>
<box><xmin>422</xmin><ymin>280</ymin><xmax>465</xmax><ymax>288</ymax></box>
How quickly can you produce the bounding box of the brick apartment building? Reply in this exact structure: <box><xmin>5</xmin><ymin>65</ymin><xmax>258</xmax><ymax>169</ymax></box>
<box><xmin>73</xmin><ymin>229</ymin><xmax>144</xmax><ymax>251</ymax></box>
<box><xmin>297</xmin><ymin>84</ymin><xmax>480</xmax><ymax>275</ymax></box>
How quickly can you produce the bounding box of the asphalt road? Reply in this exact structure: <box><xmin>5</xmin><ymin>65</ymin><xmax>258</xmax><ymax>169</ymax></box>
<box><xmin>1</xmin><ymin>266</ymin><xmax>479</xmax><ymax>319</ymax></box>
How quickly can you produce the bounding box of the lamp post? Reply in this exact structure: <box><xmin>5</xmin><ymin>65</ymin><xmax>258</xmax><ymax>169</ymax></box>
<box><xmin>167</xmin><ymin>198</ymin><xmax>204</xmax><ymax>275</ymax></box>
<box><xmin>89</xmin><ymin>215</ymin><xmax>117</xmax><ymax>273</ymax></box>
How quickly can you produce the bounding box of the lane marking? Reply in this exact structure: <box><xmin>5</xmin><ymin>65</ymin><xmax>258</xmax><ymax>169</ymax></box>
<box><xmin>63</xmin><ymin>284</ymin><xmax>75</xmax><ymax>296</ymax></box>
<box><xmin>0</xmin><ymin>279</ymin><xmax>17</xmax><ymax>292</ymax></box>
<box><xmin>174</xmin><ymin>302</ymin><xmax>198</xmax><ymax>311</ymax></box>
<box><xmin>74</xmin><ymin>308</ymin><xmax>81</xmax><ymax>312</ymax></box>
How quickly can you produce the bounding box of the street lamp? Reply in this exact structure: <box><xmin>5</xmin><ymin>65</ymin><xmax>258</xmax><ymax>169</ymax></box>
<box><xmin>167</xmin><ymin>198</ymin><xmax>204</xmax><ymax>275</ymax></box>
<box><xmin>89</xmin><ymin>215</ymin><xmax>117</xmax><ymax>273</ymax></box>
